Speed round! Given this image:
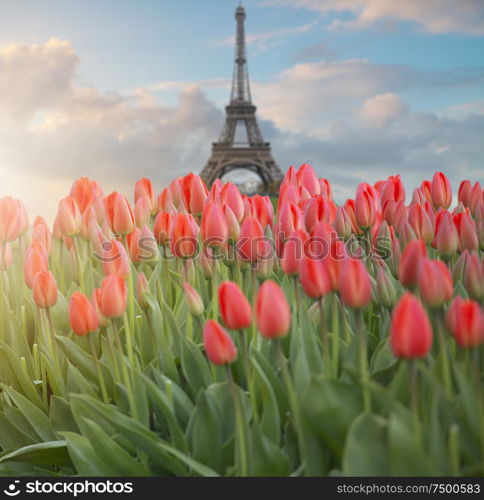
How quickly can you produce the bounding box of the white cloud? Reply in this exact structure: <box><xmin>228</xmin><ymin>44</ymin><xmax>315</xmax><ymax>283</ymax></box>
<box><xmin>359</xmin><ymin>93</ymin><xmax>408</xmax><ymax>127</ymax></box>
<box><xmin>266</xmin><ymin>0</ymin><xmax>484</xmax><ymax>35</ymax></box>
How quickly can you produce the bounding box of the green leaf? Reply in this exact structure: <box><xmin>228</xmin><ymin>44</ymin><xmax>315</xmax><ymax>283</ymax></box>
<box><xmin>300</xmin><ymin>375</ymin><xmax>362</xmax><ymax>458</ymax></box>
<box><xmin>61</xmin><ymin>432</ymin><xmax>120</xmax><ymax>476</ymax></box>
<box><xmin>250</xmin><ymin>424</ymin><xmax>290</xmax><ymax>476</ymax></box>
<box><xmin>0</xmin><ymin>412</ymin><xmax>33</xmax><ymax>451</ymax></box>
<box><xmin>1</xmin><ymin>386</ymin><xmax>56</xmax><ymax>442</ymax></box>
<box><xmin>188</xmin><ymin>390</ymin><xmax>224</xmax><ymax>472</ymax></box>
<box><xmin>49</xmin><ymin>396</ymin><xmax>80</xmax><ymax>434</ymax></box>
<box><xmin>342</xmin><ymin>413</ymin><xmax>389</xmax><ymax>476</ymax></box>
<box><xmin>80</xmin><ymin>419</ymin><xmax>150</xmax><ymax>476</ymax></box>
<box><xmin>0</xmin><ymin>441</ymin><xmax>71</xmax><ymax>467</ymax></box>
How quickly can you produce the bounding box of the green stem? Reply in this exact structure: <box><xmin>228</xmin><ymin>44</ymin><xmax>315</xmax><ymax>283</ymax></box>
<box><xmin>88</xmin><ymin>333</ymin><xmax>109</xmax><ymax>404</ymax></box>
<box><xmin>409</xmin><ymin>360</ymin><xmax>422</xmax><ymax>449</ymax></box>
<box><xmin>319</xmin><ymin>297</ymin><xmax>331</xmax><ymax>376</ymax></box>
<box><xmin>45</xmin><ymin>308</ymin><xmax>61</xmax><ymax>374</ymax></box>
<box><xmin>355</xmin><ymin>309</ymin><xmax>371</xmax><ymax>412</ymax></box>
<box><xmin>331</xmin><ymin>293</ymin><xmax>340</xmax><ymax>377</ymax></box>
<box><xmin>436</xmin><ymin>311</ymin><xmax>452</xmax><ymax>397</ymax></box>
<box><xmin>226</xmin><ymin>365</ymin><xmax>249</xmax><ymax>476</ymax></box>
<box><xmin>276</xmin><ymin>340</ymin><xmax>308</xmax><ymax>473</ymax></box>
<box><xmin>72</xmin><ymin>237</ymin><xmax>86</xmax><ymax>292</ymax></box>
<box><xmin>448</xmin><ymin>424</ymin><xmax>460</xmax><ymax>477</ymax></box>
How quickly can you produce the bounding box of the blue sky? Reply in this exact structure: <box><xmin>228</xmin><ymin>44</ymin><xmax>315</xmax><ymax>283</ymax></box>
<box><xmin>0</xmin><ymin>0</ymin><xmax>483</xmax><ymax>218</ymax></box>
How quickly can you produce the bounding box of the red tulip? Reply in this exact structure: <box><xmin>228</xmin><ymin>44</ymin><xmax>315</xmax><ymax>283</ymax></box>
<box><xmin>70</xmin><ymin>177</ymin><xmax>103</xmax><ymax>214</ymax></box>
<box><xmin>463</xmin><ymin>252</ymin><xmax>483</xmax><ymax>301</ymax></box>
<box><xmin>32</xmin><ymin>216</ymin><xmax>52</xmax><ymax>255</ymax></box>
<box><xmin>135</xmin><ymin>177</ymin><xmax>157</xmax><ymax>215</ymax></box>
<box><xmin>399</xmin><ymin>239</ymin><xmax>427</xmax><ymax>288</ymax></box>
<box><xmin>102</xmin><ymin>239</ymin><xmax>129</xmax><ymax>277</ymax></box>
<box><xmin>57</xmin><ymin>196</ymin><xmax>81</xmax><ymax>237</ymax></box>
<box><xmin>126</xmin><ymin>225</ymin><xmax>158</xmax><ymax>263</ymax></box>
<box><xmin>434</xmin><ymin>210</ymin><xmax>459</xmax><ymax>257</ymax></box>
<box><xmin>203</xmin><ymin>319</ymin><xmax>237</xmax><ymax>365</ymax></box>
<box><xmin>157</xmin><ymin>188</ymin><xmax>173</xmax><ymax>213</ymax></box>
<box><xmin>420</xmin><ymin>180</ymin><xmax>432</xmax><ymax>204</ymax></box>
<box><xmin>182</xmin><ymin>173</ymin><xmax>208</xmax><ymax>215</ymax></box>
<box><xmin>237</xmin><ymin>216</ymin><xmax>264</xmax><ymax>263</ymax></box>
<box><xmin>104</xmin><ymin>191</ymin><xmax>135</xmax><ymax>236</ymax></box>
<box><xmin>201</xmin><ymin>201</ymin><xmax>228</xmax><ymax>248</ymax></box>
<box><xmin>296</xmin><ymin>164</ymin><xmax>320</xmax><ymax>196</ymax></box>
<box><xmin>134</xmin><ymin>196</ymin><xmax>151</xmax><ymax>228</ymax></box>
<box><xmin>458</xmin><ymin>180</ymin><xmax>472</xmax><ymax>207</ymax></box>
<box><xmin>99</xmin><ymin>275</ymin><xmax>127</xmax><ymax>318</ymax></box>
<box><xmin>256</xmin><ymin>280</ymin><xmax>291</xmax><ymax>339</ymax></box>
<box><xmin>355</xmin><ymin>188</ymin><xmax>377</xmax><ymax>230</ymax></box>
<box><xmin>339</xmin><ymin>258</ymin><xmax>372</xmax><ymax>308</ymax></box>
<box><xmin>417</xmin><ymin>259</ymin><xmax>453</xmax><ymax>307</ymax></box>
<box><xmin>300</xmin><ymin>256</ymin><xmax>332</xmax><ymax>299</ymax></box>
<box><xmin>153</xmin><ymin>212</ymin><xmax>173</xmax><ymax>246</ymax></box>
<box><xmin>280</xmin><ymin>229</ymin><xmax>308</xmax><ymax>276</ymax></box>
<box><xmin>380</xmin><ymin>175</ymin><xmax>405</xmax><ymax>207</ymax></box>
<box><xmin>69</xmin><ymin>291</ymin><xmax>99</xmax><ymax>336</ymax></box>
<box><xmin>408</xmin><ymin>203</ymin><xmax>434</xmax><ymax>244</ymax></box>
<box><xmin>170</xmin><ymin>213</ymin><xmax>199</xmax><ymax>259</ymax></box>
<box><xmin>33</xmin><ymin>271</ymin><xmax>58</xmax><ymax>309</ymax></box>
<box><xmin>218</xmin><ymin>281</ymin><xmax>252</xmax><ymax>330</ymax></box>
<box><xmin>446</xmin><ymin>297</ymin><xmax>484</xmax><ymax>348</ymax></box>
<box><xmin>431</xmin><ymin>172</ymin><xmax>452</xmax><ymax>209</ymax></box>
<box><xmin>453</xmin><ymin>212</ymin><xmax>478</xmax><ymax>251</ymax></box>
<box><xmin>221</xmin><ymin>182</ymin><xmax>244</xmax><ymax>222</ymax></box>
<box><xmin>24</xmin><ymin>243</ymin><xmax>49</xmax><ymax>289</ymax></box>
<box><xmin>390</xmin><ymin>292</ymin><xmax>433</xmax><ymax>358</ymax></box>
<box><xmin>278</xmin><ymin>202</ymin><xmax>303</xmax><ymax>241</ymax></box>
<box><xmin>91</xmin><ymin>288</ymin><xmax>109</xmax><ymax>328</ymax></box>
<box><xmin>252</xmin><ymin>195</ymin><xmax>274</xmax><ymax>228</ymax></box>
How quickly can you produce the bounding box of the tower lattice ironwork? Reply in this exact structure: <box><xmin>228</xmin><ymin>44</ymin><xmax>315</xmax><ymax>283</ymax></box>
<box><xmin>200</xmin><ymin>5</ymin><xmax>283</xmax><ymax>192</ymax></box>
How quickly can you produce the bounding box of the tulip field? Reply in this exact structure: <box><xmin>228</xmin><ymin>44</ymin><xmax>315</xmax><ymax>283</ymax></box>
<box><xmin>0</xmin><ymin>165</ymin><xmax>483</xmax><ymax>477</ymax></box>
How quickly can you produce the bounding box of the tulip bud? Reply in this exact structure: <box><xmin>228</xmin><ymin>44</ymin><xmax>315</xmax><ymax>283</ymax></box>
<box><xmin>102</xmin><ymin>239</ymin><xmax>129</xmax><ymax>277</ymax></box>
<box><xmin>237</xmin><ymin>217</ymin><xmax>264</xmax><ymax>263</ymax></box>
<box><xmin>24</xmin><ymin>243</ymin><xmax>49</xmax><ymax>289</ymax></box>
<box><xmin>446</xmin><ymin>297</ymin><xmax>484</xmax><ymax>348</ymax></box>
<box><xmin>0</xmin><ymin>196</ymin><xmax>22</xmax><ymax>242</ymax></box>
<box><xmin>399</xmin><ymin>239</ymin><xmax>427</xmax><ymax>288</ymax></box>
<box><xmin>454</xmin><ymin>212</ymin><xmax>478</xmax><ymax>251</ymax></box>
<box><xmin>463</xmin><ymin>252</ymin><xmax>483</xmax><ymax>301</ymax></box>
<box><xmin>183</xmin><ymin>282</ymin><xmax>204</xmax><ymax>317</ymax></box>
<box><xmin>136</xmin><ymin>272</ymin><xmax>151</xmax><ymax>309</ymax></box>
<box><xmin>355</xmin><ymin>188</ymin><xmax>377</xmax><ymax>230</ymax></box>
<box><xmin>256</xmin><ymin>280</ymin><xmax>291</xmax><ymax>339</ymax></box>
<box><xmin>334</xmin><ymin>206</ymin><xmax>352</xmax><ymax>240</ymax></box>
<box><xmin>104</xmin><ymin>191</ymin><xmax>135</xmax><ymax>236</ymax></box>
<box><xmin>256</xmin><ymin>238</ymin><xmax>275</xmax><ymax>280</ymax></box>
<box><xmin>69</xmin><ymin>291</ymin><xmax>99</xmax><ymax>336</ymax></box>
<box><xmin>221</xmin><ymin>183</ymin><xmax>244</xmax><ymax>222</ymax></box>
<box><xmin>280</xmin><ymin>229</ymin><xmax>308</xmax><ymax>276</ymax></box>
<box><xmin>339</xmin><ymin>258</ymin><xmax>372</xmax><ymax>308</ymax></box>
<box><xmin>201</xmin><ymin>201</ymin><xmax>228</xmax><ymax>249</ymax></box>
<box><xmin>203</xmin><ymin>319</ymin><xmax>237</xmax><ymax>365</ymax></box>
<box><xmin>390</xmin><ymin>292</ymin><xmax>433</xmax><ymax>358</ymax></box>
<box><xmin>134</xmin><ymin>196</ymin><xmax>151</xmax><ymax>228</ymax></box>
<box><xmin>182</xmin><ymin>173</ymin><xmax>208</xmax><ymax>216</ymax></box>
<box><xmin>431</xmin><ymin>172</ymin><xmax>452</xmax><ymax>209</ymax></box>
<box><xmin>32</xmin><ymin>216</ymin><xmax>53</xmax><ymax>255</ymax></box>
<box><xmin>458</xmin><ymin>180</ymin><xmax>472</xmax><ymax>207</ymax></box>
<box><xmin>91</xmin><ymin>288</ymin><xmax>109</xmax><ymax>328</ymax></box>
<box><xmin>408</xmin><ymin>203</ymin><xmax>434</xmax><ymax>245</ymax></box>
<box><xmin>170</xmin><ymin>213</ymin><xmax>199</xmax><ymax>259</ymax></box>
<box><xmin>99</xmin><ymin>275</ymin><xmax>127</xmax><ymax>318</ymax></box>
<box><xmin>57</xmin><ymin>196</ymin><xmax>82</xmax><ymax>237</ymax></box>
<box><xmin>198</xmin><ymin>246</ymin><xmax>215</xmax><ymax>279</ymax></box>
<box><xmin>417</xmin><ymin>259</ymin><xmax>453</xmax><ymax>308</ymax></box>
<box><xmin>218</xmin><ymin>281</ymin><xmax>252</xmax><ymax>330</ymax></box>
<box><xmin>134</xmin><ymin>177</ymin><xmax>157</xmax><ymax>215</ymax></box>
<box><xmin>153</xmin><ymin>212</ymin><xmax>173</xmax><ymax>246</ymax></box>
<box><xmin>32</xmin><ymin>271</ymin><xmax>58</xmax><ymax>309</ymax></box>
<box><xmin>434</xmin><ymin>210</ymin><xmax>459</xmax><ymax>257</ymax></box>
<box><xmin>299</xmin><ymin>256</ymin><xmax>332</xmax><ymax>299</ymax></box>
<box><xmin>375</xmin><ymin>266</ymin><xmax>397</xmax><ymax>308</ymax></box>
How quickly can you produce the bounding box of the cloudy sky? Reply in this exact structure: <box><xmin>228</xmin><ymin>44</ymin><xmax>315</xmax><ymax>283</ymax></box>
<box><xmin>1</xmin><ymin>0</ymin><xmax>483</xmax><ymax>220</ymax></box>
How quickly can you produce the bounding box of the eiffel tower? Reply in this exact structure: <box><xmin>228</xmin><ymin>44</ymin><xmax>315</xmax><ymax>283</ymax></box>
<box><xmin>200</xmin><ymin>4</ymin><xmax>283</xmax><ymax>193</ymax></box>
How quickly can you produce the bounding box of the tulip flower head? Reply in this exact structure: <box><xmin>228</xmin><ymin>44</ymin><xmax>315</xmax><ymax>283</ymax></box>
<box><xmin>69</xmin><ymin>292</ymin><xmax>99</xmax><ymax>336</ymax></box>
<box><xmin>203</xmin><ymin>319</ymin><xmax>237</xmax><ymax>365</ymax></box>
<box><xmin>256</xmin><ymin>280</ymin><xmax>291</xmax><ymax>339</ymax></box>
<box><xmin>218</xmin><ymin>281</ymin><xmax>252</xmax><ymax>330</ymax></box>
